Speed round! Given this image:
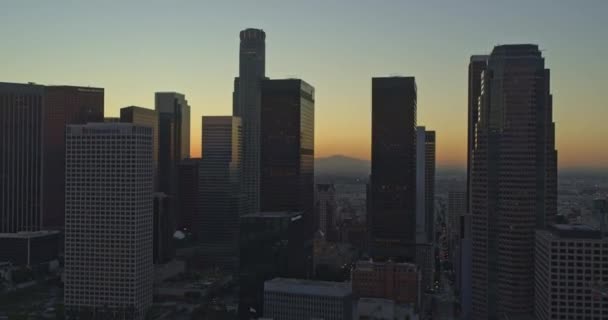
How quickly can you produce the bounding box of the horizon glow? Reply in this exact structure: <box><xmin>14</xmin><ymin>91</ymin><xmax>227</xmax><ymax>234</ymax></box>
<box><xmin>1</xmin><ymin>1</ymin><xmax>607</xmax><ymax>169</ymax></box>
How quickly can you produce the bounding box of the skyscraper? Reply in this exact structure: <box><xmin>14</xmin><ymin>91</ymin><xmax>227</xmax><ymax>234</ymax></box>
<box><xmin>120</xmin><ymin>106</ymin><xmax>158</xmax><ymax>190</ymax></box>
<box><xmin>43</xmin><ymin>85</ymin><xmax>104</xmax><ymax>230</ymax></box>
<box><xmin>315</xmin><ymin>184</ymin><xmax>337</xmax><ymax>240</ymax></box>
<box><xmin>155</xmin><ymin>92</ymin><xmax>190</xmax><ymax>196</ymax></box>
<box><xmin>238</xmin><ymin>211</ymin><xmax>306</xmax><ymax>319</ymax></box>
<box><xmin>470</xmin><ymin>44</ymin><xmax>557</xmax><ymax>319</ymax></box>
<box><xmin>260</xmin><ymin>78</ymin><xmax>315</xmax><ymax>278</ymax></box>
<box><xmin>197</xmin><ymin>116</ymin><xmax>243</xmax><ymax>271</ymax></box>
<box><xmin>415</xmin><ymin>126</ymin><xmax>436</xmax><ymax>244</ymax></box>
<box><xmin>0</xmin><ymin>82</ymin><xmax>45</xmax><ymax>233</ymax></box>
<box><xmin>233</xmin><ymin>28</ymin><xmax>266</xmax><ymax>215</ymax></box>
<box><xmin>260</xmin><ymin>79</ymin><xmax>315</xmax><ymax>215</ymax></box>
<box><xmin>370</xmin><ymin>77</ymin><xmax>417</xmax><ymax>261</ymax></box>
<box><xmin>153</xmin><ymin>192</ymin><xmax>172</xmax><ymax>265</ymax></box>
<box><xmin>467</xmin><ymin>55</ymin><xmax>488</xmax><ymax>214</ymax></box>
<box><xmin>64</xmin><ymin>123</ymin><xmax>153</xmax><ymax>319</ymax></box>
<box><xmin>177</xmin><ymin>158</ymin><xmax>200</xmax><ymax>233</ymax></box>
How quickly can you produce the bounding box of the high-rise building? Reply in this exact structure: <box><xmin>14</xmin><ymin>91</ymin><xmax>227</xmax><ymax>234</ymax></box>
<box><xmin>535</xmin><ymin>224</ymin><xmax>608</xmax><ymax>320</ymax></box>
<box><xmin>120</xmin><ymin>106</ymin><xmax>158</xmax><ymax>190</ymax></box>
<box><xmin>315</xmin><ymin>184</ymin><xmax>338</xmax><ymax>240</ymax></box>
<box><xmin>233</xmin><ymin>28</ymin><xmax>266</xmax><ymax>215</ymax></box>
<box><xmin>155</xmin><ymin>92</ymin><xmax>190</xmax><ymax>196</ymax></box>
<box><xmin>457</xmin><ymin>213</ymin><xmax>473</xmax><ymax>320</ymax></box>
<box><xmin>260</xmin><ymin>79</ymin><xmax>315</xmax><ymax>215</ymax></box>
<box><xmin>467</xmin><ymin>55</ymin><xmax>488</xmax><ymax>214</ymax></box>
<box><xmin>263</xmin><ymin>278</ymin><xmax>353</xmax><ymax>320</ymax></box>
<box><xmin>197</xmin><ymin>116</ymin><xmax>243</xmax><ymax>271</ymax></box>
<box><xmin>64</xmin><ymin>123</ymin><xmax>153</xmax><ymax>319</ymax></box>
<box><xmin>153</xmin><ymin>192</ymin><xmax>173</xmax><ymax>264</ymax></box>
<box><xmin>238</xmin><ymin>211</ymin><xmax>306</xmax><ymax>319</ymax></box>
<box><xmin>470</xmin><ymin>44</ymin><xmax>557</xmax><ymax>319</ymax></box>
<box><xmin>177</xmin><ymin>158</ymin><xmax>200</xmax><ymax>233</ymax></box>
<box><xmin>415</xmin><ymin>126</ymin><xmax>436</xmax><ymax>244</ymax></box>
<box><xmin>0</xmin><ymin>82</ymin><xmax>45</xmax><ymax>233</ymax></box>
<box><xmin>448</xmin><ymin>190</ymin><xmax>466</xmax><ymax>258</ymax></box>
<box><xmin>370</xmin><ymin>77</ymin><xmax>417</xmax><ymax>261</ymax></box>
<box><xmin>43</xmin><ymin>86</ymin><xmax>104</xmax><ymax>230</ymax></box>
<box><xmin>260</xmin><ymin>78</ymin><xmax>315</xmax><ymax>277</ymax></box>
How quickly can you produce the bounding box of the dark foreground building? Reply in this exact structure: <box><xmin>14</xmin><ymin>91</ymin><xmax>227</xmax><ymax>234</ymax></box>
<box><xmin>0</xmin><ymin>82</ymin><xmax>46</xmax><ymax>233</ymax></box>
<box><xmin>470</xmin><ymin>44</ymin><xmax>557</xmax><ymax>320</ymax></box>
<box><xmin>0</xmin><ymin>231</ymin><xmax>60</xmax><ymax>266</ymax></box>
<box><xmin>369</xmin><ymin>77</ymin><xmax>417</xmax><ymax>261</ymax></box>
<box><xmin>238</xmin><ymin>211</ymin><xmax>306</xmax><ymax>319</ymax></box>
<box><xmin>44</xmin><ymin>86</ymin><xmax>104</xmax><ymax>230</ymax></box>
<box><xmin>197</xmin><ymin>116</ymin><xmax>243</xmax><ymax>272</ymax></box>
<box><xmin>260</xmin><ymin>78</ymin><xmax>315</xmax><ymax>277</ymax></box>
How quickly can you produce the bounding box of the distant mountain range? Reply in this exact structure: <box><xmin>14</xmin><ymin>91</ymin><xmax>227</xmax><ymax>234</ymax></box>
<box><xmin>314</xmin><ymin>155</ymin><xmax>467</xmax><ymax>179</ymax></box>
<box><xmin>315</xmin><ymin>155</ymin><xmax>370</xmax><ymax>177</ymax></box>
<box><xmin>314</xmin><ymin>155</ymin><xmax>607</xmax><ymax>179</ymax></box>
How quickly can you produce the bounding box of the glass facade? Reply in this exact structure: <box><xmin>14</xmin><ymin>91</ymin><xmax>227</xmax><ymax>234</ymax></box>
<box><xmin>260</xmin><ymin>79</ymin><xmax>315</xmax><ymax>278</ymax></box>
<box><xmin>370</xmin><ymin>77</ymin><xmax>417</xmax><ymax>262</ymax></box>
<box><xmin>471</xmin><ymin>44</ymin><xmax>556</xmax><ymax>319</ymax></box>
<box><xmin>43</xmin><ymin>85</ymin><xmax>104</xmax><ymax>230</ymax></box>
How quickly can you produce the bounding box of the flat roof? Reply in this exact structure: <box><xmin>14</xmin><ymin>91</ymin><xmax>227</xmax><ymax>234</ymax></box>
<box><xmin>264</xmin><ymin>278</ymin><xmax>351</xmax><ymax>297</ymax></box>
<box><xmin>241</xmin><ymin>211</ymin><xmax>303</xmax><ymax>219</ymax></box>
<box><xmin>0</xmin><ymin>230</ymin><xmax>60</xmax><ymax>239</ymax></box>
<box><xmin>549</xmin><ymin>224</ymin><xmax>603</xmax><ymax>239</ymax></box>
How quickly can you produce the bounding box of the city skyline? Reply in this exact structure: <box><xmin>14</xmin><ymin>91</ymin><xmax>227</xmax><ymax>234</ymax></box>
<box><xmin>2</xmin><ymin>1</ymin><xmax>607</xmax><ymax>169</ymax></box>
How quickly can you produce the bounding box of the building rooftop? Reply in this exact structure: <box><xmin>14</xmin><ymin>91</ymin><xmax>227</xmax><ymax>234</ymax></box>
<box><xmin>354</xmin><ymin>259</ymin><xmax>418</xmax><ymax>272</ymax></box>
<box><xmin>0</xmin><ymin>230</ymin><xmax>60</xmax><ymax>239</ymax></box>
<box><xmin>548</xmin><ymin>224</ymin><xmax>603</xmax><ymax>239</ymax></box>
<box><xmin>241</xmin><ymin>211</ymin><xmax>303</xmax><ymax>219</ymax></box>
<box><xmin>264</xmin><ymin>278</ymin><xmax>352</xmax><ymax>297</ymax></box>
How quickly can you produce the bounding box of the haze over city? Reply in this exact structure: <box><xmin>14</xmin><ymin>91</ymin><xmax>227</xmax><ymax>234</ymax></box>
<box><xmin>2</xmin><ymin>0</ymin><xmax>607</xmax><ymax>169</ymax></box>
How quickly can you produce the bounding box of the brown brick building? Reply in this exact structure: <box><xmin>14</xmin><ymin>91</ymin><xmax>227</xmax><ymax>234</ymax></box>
<box><xmin>351</xmin><ymin>260</ymin><xmax>420</xmax><ymax>306</ymax></box>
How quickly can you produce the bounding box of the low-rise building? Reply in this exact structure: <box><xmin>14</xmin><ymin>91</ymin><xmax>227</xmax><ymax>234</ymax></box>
<box><xmin>263</xmin><ymin>278</ymin><xmax>352</xmax><ymax>320</ymax></box>
<box><xmin>351</xmin><ymin>260</ymin><xmax>421</xmax><ymax>306</ymax></box>
<box><xmin>0</xmin><ymin>231</ymin><xmax>60</xmax><ymax>267</ymax></box>
<box><xmin>356</xmin><ymin>298</ymin><xmax>418</xmax><ymax>320</ymax></box>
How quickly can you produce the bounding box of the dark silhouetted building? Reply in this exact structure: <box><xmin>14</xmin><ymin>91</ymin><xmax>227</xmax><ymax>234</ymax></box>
<box><xmin>458</xmin><ymin>213</ymin><xmax>473</xmax><ymax>320</ymax></box>
<box><xmin>315</xmin><ymin>184</ymin><xmax>338</xmax><ymax>241</ymax></box>
<box><xmin>155</xmin><ymin>92</ymin><xmax>190</xmax><ymax>196</ymax></box>
<box><xmin>238</xmin><ymin>211</ymin><xmax>306</xmax><ymax>319</ymax></box>
<box><xmin>43</xmin><ymin>86</ymin><xmax>104</xmax><ymax>230</ymax></box>
<box><xmin>153</xmin><ymin>192</ymin><xmax>173</xmax><ymax>264</ymax></box>
<box><xmin>0</xmin><ymin>230</ymin><xmax>60</xmax><ymax>267</ymax></box>
<box><xmin>415</xmin><ymin>126</ymin><xmax>435</xmax><ymax>244</ymax></box>
<box><xmin>65</xmin><ymin>123</ymin><xmax>153</xmax><ymax>318</ymax></box>
<box><xmin>470</xmin><ymin>44</ymin><xmax>557</xmax><ymax>319</ymax></box>
<box><xmin>120</xmin><ymin>106</ymin><xmax>158</xmax><ymax>190</ymax></box>
<box><xmin>369</xmin><ymin>77</ymin><xmax>417</xmax><ymax>261</ymax></box>
<box><xmin>260</xmin><ymin>78</ymin><xmax>315</xmax><ymax>277</ymax></box>
<box><xmin>0</xmin><ymin>82</ymin><xmax>45</xmax><ymax>233</ymax></box>
<box><xmin>177</xmin><ymin>158</ymin><xmax>200</xmax><ymax>232</ymax></box>
<box><xmin>233</xmin><ymin>28</ymin><xmax>266</xmax><ymax>215</ymax></box>
<box><xmin>197</xmin><ymin>116</ymin><xmax>243</xmax><ymax>272</ymax></box>
<box><xmin>467</xmin><ymin>55</ymin><xmax>487</xmax><ymax>214</ymax></box>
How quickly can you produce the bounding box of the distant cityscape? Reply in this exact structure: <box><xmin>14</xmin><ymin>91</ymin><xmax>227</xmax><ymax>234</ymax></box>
<box><xmin>1</xmin><ymin>24</ymin><xmax>607</xmax><ymax>320</ymax></box>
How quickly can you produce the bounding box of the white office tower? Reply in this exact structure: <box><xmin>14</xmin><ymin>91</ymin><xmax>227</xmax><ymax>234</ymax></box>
<box><xmin>64</xmin><ymin>123</ymin><xmax>154</xmax><ymax>319</ymax></box>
